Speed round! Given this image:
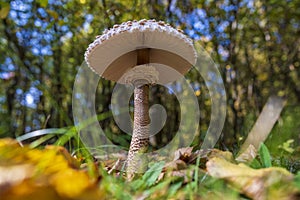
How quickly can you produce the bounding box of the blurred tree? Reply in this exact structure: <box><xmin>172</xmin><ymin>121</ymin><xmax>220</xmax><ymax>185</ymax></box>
<box><xmin>0</xmin><ymin>0</ymin><xmax>299</xmax><ymax>151</ymax></box>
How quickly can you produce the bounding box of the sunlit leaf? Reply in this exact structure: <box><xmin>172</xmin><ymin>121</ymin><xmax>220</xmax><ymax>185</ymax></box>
<box><xmin>0</xmin><ymin>138</ymin><xmax>102</xmax><ymax>200</ymax></box>
<box><xmin>207</xmin><ymin>155</ymin><xmax>299</xmax><ymax>200</ymax></box>
<box><xmin>259</xmin><ymin>143</ymin><xmax>272</xmax><ymax>168</ymax></box>
<box><xmin>50</xmin><ymin>169</ymin><xmax>98</xmax><ymax>198</ymax></box>
<box><xmin>278</xmin><ymin>139</ymin><xmax>295</xmax><ymax>153</ymax></box>
<box><xmin>207</xmin><ymin>149</ymin><xmax>234</xmax><ymax>162</ymax></box>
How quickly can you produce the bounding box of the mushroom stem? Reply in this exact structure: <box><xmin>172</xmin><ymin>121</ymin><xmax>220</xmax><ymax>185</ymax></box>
<box><xmin>126</xmin><ymin>48</ymin><xmax>150</xmax><ymax>179</ymax></box>
<box><xmin>127</xmin><ymin>84</ymin><xmax>150</xmax><ymax>178</ymax></box>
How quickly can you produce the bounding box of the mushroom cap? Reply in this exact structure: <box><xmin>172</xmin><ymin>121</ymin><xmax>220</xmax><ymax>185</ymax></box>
<box><xmin>85</xmin><ymin>19</ymin><xmax>197</xmax><ymax>84</ymax></box>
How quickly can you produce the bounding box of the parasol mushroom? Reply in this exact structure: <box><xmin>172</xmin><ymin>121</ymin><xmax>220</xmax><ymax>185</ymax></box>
<box><xmin>85</xmin><ymin>19</ymin><xmax>196</xmax><ymax>178</ymax></box>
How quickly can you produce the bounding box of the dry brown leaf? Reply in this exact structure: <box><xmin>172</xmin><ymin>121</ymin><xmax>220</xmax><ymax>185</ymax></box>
<box><xmin>236</xmin><ymin>144</ymin><xmax>257</xmax><ymax>163</ymax></box>
<box><xmin>172</xmin><ymin>147</ymin><xmax>210</xmax><ymax>164</ymax></box>
<box><xmin>173</xmin><ymin>147</ymin><xmax>194</xmax><ymax>161</ymax></box>
<box><xmin>163</xmin><ymin>159</ymin><xmax>187</xmax><ymax>172</ymax></box>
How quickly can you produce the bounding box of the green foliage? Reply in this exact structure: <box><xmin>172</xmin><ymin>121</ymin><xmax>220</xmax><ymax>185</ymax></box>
<box><xmin>273</xmin><ymin>156</ymin><xmax>300</xmax><ymax>174</ymax></box>
<box><xmin>266</xmin><ymin>106</ymin><xmax>300</xmax><ymax>155</ymax></box>
<box><xmin>250</xmin><ymin>158</ymin><xmax>263</xmax><ymax>169</ymax></box>
<box><xmin>198</xmin><ymin>175</ymin><xmax>240</xmax><ymax>199</ymax></box>
<box><xmin>259</xmin><ymin>143</ymin><xmax>272</xmax><ymax>168</ymax></box>
<box><xmin>141</xmin><ymin>161</ymin><xmax>165</xmax><ymax>187</ymax></box>
<box><xmin>279</xmin><ymin>139</ymin><xmax>295</xmax><ymax>154</ymax></box>
<box><xmin>295</xmin><ymin>172</ymin><xmax>300</xmax><ymax>190</ymax></box>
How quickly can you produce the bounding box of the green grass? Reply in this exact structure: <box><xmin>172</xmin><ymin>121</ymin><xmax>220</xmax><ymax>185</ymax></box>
<box><xmin>14</xmin><ymin>110</ymin><xmax>300</xmax><ymax>199</ymax></box>
<box><xmin>16</xmin><ymin>126</ymin><xmax>243</xmax><ymax>199</ymax></box>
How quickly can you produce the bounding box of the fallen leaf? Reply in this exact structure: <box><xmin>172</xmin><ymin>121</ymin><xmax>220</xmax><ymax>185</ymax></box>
<box><xmin>172</xmin><ymin>147</ymin><xmax>209</xmax><ymax>164</ymax></box>
<box><xmin>50</xmin><ymin>168</ymin><xmax>101</xmax><ymax>199</ymax></box>
<box><xmin>207</xmin><ymin>156</ymin><xmax>299</xmax><ymax>200</ymax></box>
<box><xmin>163</xmin><ymin>160</ymin><xmax>187</xmax><ymax>171</ymax></box>
<box><xmin>0</xmin><ymin>138</ymin><xmax>103</xmax><ymax>200</ymax></box>
<box><xmin>0</xmin><ymin>164</ymin><xmax>34</xmax><ymax>190</ymax></box>
<box><xmin>236</xmin><ymin>144</ymin><xmax>257</xmax><ymax>163</ymax></box>
<box><xmin>173</xmin><ymin>147</ymin><xmax>194</xmax><ymax>162</ymax></box>
<box><xmin>207</xmin><ymin>149</ymin><xmax>234</xmax><ymax>162</ymax></box>
<box><xmin>45</xmin><ymin>145</ymin><xmax>80</xmax><ymax>168</ymax></box>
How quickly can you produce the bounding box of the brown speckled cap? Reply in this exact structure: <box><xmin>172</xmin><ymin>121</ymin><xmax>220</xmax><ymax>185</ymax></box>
<box><xmin>85</xmin><ymin>19</ymin><xmax>197</xmax><ymax>84</ymax></box>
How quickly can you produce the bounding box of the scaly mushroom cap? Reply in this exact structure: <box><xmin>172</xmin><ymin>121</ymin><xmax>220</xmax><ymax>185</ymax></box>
<box><xmin>85</xmin><ymin>19</ymin><xmax>197</xmax><ymax>84</ymax></box>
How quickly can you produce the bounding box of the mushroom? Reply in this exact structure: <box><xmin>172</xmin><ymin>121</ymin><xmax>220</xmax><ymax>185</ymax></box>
<box><xmin>85</xmin><ymin>19</ymin><xmax>196</xmax><ymax>179</ymax></box>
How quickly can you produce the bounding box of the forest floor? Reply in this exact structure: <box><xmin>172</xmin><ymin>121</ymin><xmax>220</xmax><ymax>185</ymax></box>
<box><xmin>0</xmin><ymin>137</ymin><xmax>299</xmax><ymax>200</ymax></box>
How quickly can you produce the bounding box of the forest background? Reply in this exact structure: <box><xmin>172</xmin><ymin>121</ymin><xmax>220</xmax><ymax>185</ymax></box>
<box><xmin>0</xmin><ymin>0</ymin><xmax>299</xmax><ymax>159</ymax></box>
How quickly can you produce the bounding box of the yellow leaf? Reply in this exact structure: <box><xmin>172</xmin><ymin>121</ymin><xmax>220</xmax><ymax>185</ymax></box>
<box><xmin>50</xmin><ymin>169</ymin><xmax>96</xmax><ymax>198</ymax></box>
<box><xmin>0</xmin><ymin>138</ymin><xmax>102</xmax><ymax>200</ymax></box>
<box><xmin>2</xmin><ymin>181</ymin><xmax>62</xmax><ymax>200</ymax></box>
<box><xmin>0</xmin><ymin>137</ymin><xmax>19</xmax><ymax>148</ymax></box>
<box><xmin>206</xmin><ymin>156</ymin><xmax>298</xmax><ymax>199</ymax></box>
<box><xmin>207</xmin><ymin>149</ymin><xmax>234</xmax><ymax>162</ymax></box>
